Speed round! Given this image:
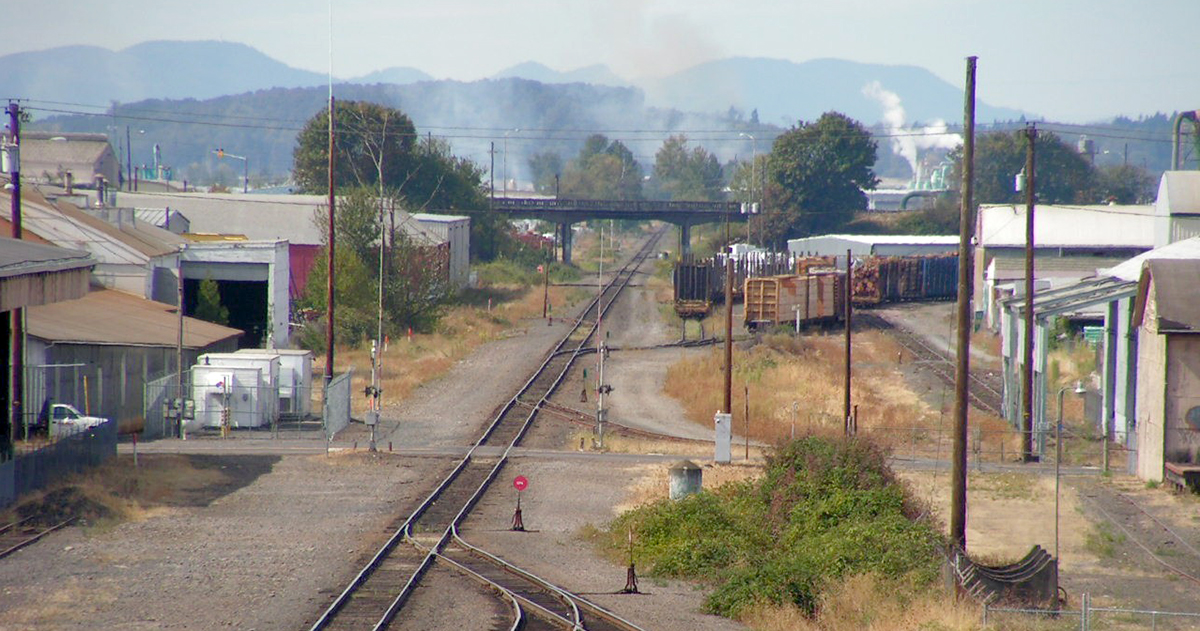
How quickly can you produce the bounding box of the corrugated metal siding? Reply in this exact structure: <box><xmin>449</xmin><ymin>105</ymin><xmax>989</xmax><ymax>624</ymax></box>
<box><xmin>0</xmin><ymin>267</ymin><xmax>91</xmax><ymax>312</ymax></box>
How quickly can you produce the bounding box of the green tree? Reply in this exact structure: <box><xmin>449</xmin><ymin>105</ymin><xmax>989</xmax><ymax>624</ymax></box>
<box><xmin>1095</xmin><ymin>164</ymin><xmax>1155</xmax><ymax>204</ymax></box>
<box><xmin>293</xmin><ymin>101</ymin><xmax>418</xmax><ymax>194</ymax></box>
<box><xmin>766</xmin><ymin>112</ymin><xmax>879</xmax><ymax>242</ymax></box>
<box><xmin>560</xmin><ymin>134</ymin><xmax>643</xmax><ymax>200</ymax></box>
<box><xmin>194</xmin><ymin>277</ymin><xmax>230</xmax><ymax>326</ymax></box>
<box><xmin>528</xmin><ymin>152</ymin><xmax>564</xmax><ymax>195</ymax></box>
<box><xmin>965</xmin><ymin>129</ymin><xmax>1097</xmax><ymax>205</ymax></box>
<box><xmin>653</xmin><ymin>135</ymin><xmax>724</xmax><ymax>201</ymax></box>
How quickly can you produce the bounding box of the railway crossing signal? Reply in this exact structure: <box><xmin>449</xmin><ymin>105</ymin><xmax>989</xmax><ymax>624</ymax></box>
<box><xmin>511</xmin><ymin>476</ymin><xmax>528</xmax><ymax>531</ymax></box>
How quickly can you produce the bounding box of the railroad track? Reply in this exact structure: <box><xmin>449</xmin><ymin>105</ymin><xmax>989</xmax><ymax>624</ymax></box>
<box><xmin>0</xmin><ymin>516</ymin><xmax>75</xmax><ymax>560</ymax></box>
<box><xmin>1077</xmin><ymin>481</ymin><xmax>1200</xmax><ymax>590</ymax></box>
<box><xmin>863</xmin><ymin>313</ymin><xmax>1004</xmax><ymax>416</ymax></box>
<box><xmin>309</xmin><ymin>230</ymin><xmax>663</xmax><ymax>631</ymax></box>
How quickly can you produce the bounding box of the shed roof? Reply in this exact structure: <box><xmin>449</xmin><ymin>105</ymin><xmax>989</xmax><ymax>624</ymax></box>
<box><xmin>1132</xmin><ymin>259</ymin><xmax>1200</xmax><ymax>333</ymax></box>
<box><xmin>978</xmin><ymin>204</ymin><xmax>1155</xmax><ymax>249</ymax></box>
<box><xmin>791</xmin><ymin>234</ymin><xmax>959</xmax><ymax>246</ymax></box>
<box><xmin>1102</xmin><ymin>236</ymin><xmax>1200</xmax><ymax>282</ymax></box>
<box><xmin>0</xmin><ymin>238</ymin><xmax>93</xmax><ymax>279</ymax></box>
<box><xmin>988</xmin><ymin>256</ymin><xmax>1127</xmax><ymax>280</ymax></box>
<box><xmin>26</xmin><ymin>288</ymin><xmax>243</xmax><ymax>348</ymax></box>
<box><xmin>1</xmin><ymin>189</ymin><xmax>181</xmax><ymax>261</ymax></box>
<box><xmin>1157</xmin><ymin>171</ymin><xmax>1200</xmax><ymax>216</ymax></box>
<box><xmin>18</xmin><ymin>134</ymin><xmax>114</xmax><ymax>178</ymax></box>
<box><xmin>116</xmin><ymin>192</ymin><xmax>451</xmax><ymax>246</ymax></box>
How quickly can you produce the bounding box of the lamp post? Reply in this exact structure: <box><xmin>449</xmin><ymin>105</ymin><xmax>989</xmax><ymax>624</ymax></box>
<box><xmin>739</xmin><ymin>132</ymin><xmax>756</xmax><ymax>244</ymax></box>
<box><xmin>1055</xmin><ymin>381</ymin><xmax>1086</xmax><ymax>565</ymax></box>
<box><xmin>212</xmin><ymin>149</ymin><xmax>249</xmax><ymax>193</ymax></box>
<box><xmin>503</xmin><ymin>128</ymin><xmax>520</xmax><ymax>198</ymax></box>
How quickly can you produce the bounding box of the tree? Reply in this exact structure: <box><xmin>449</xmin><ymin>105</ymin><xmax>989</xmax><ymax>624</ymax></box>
<box><xmin>653</xmin><ymin>135</ymin><xmax>724</xmax><ymax>201</ymax></box>
<box><xmin>964</xmin><ymin>130</ymin><xmax>1097</xmax><ymax>205</ymax></box>
<box><xmin>194</xmin><ymin>277</ymin><xmax>230</xmax><ymax>326</ymax></box>
<box><xmin>766</xmin><ymin>112</ymin><xmax>879</xmax><ymax>242</ymax></box>
<box><xmin>560</xmin><ymin>134</ymin><xmax>643</xmax><ymax>200</ymax></box>
<box><xmin>293</xmin><ymin>101</ymin><xmax>417</xmax><ymax>194</ymax></box>
<box><xmin>1096</xmin><ymin>164</ymin><xmax>1155</xmax><ymax>204</ymax></box>
<box><xmin>528</xmin><ymin>152</ymin><xmax>564</xmax><ymax>195</ymax></box>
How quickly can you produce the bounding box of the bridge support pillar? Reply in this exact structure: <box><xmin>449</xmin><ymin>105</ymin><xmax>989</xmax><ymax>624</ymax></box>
<box><xmin>678</xmin><ymin>221</ymin><xmax>692</xmax><ymax>258</ymax></box>
<box><xmin>559</xmin><ymin>222</ymin><xmax>573</xmax><ymax>265</ymax></box>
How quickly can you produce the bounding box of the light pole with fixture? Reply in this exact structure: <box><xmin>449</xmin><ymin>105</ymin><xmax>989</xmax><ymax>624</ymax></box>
<box><xmin>503</xmin><ymin>128</ymin><xmax>520</xmax><ymax>197</ymax></box>
<box><xmin>212</xmin><ymin>149</ymin><xmax>249</xmax><ymax>193</ymax></box>
<box><xmin>1055</xmin><ymin>381</ymin><xmax>1086</xmax><ymax>565</ymax></box>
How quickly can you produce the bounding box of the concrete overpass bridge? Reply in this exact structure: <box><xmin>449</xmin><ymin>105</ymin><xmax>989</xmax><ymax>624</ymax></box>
<box><xmin>490</xmin><ymin>197</ymin><xmax>747</xmax><ymax>263</ymax></box>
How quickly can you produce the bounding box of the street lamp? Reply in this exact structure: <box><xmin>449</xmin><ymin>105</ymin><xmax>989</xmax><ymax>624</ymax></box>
<box><xmin>1055</xmin><ymin>381</ymin><xmax>1086</xmax><ymax>565</ymax></box>
<box><xmin>503</xmin><ymin>128</ymin><xmax>520</xmax><ymax>197</ymax></box>
<box><xmin>212</xmin><ymin>148</ymin><xmax>249</xmax><ymax>193</ymax></box>
<box><xmin>739</xmin><ymin>132</ymin><xmax>757</xmax><ymax>243</ymax></box>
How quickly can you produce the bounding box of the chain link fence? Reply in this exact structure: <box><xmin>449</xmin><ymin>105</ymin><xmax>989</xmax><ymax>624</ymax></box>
<box><xmin>1</xmin><ymin>420</ymin><xmax>117</xmax><ymax>508</ymax></box>
<box><xmin>983</xmin><ymin>596</ymin><xmax>1200</xmax><ymax>630</ymax></box>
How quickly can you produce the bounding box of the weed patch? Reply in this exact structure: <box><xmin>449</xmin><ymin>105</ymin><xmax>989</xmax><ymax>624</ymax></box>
<box><xmin>599</xmin><ymin>435</ymin><xmax>943</xmax><ymax>619</ymax></box>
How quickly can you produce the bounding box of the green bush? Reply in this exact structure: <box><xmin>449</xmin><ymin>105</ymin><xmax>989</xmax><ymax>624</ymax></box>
<box><xmin>605</xmin><ymin>435</ymin><xmax>943</xmax><ymax>619</ymax></box>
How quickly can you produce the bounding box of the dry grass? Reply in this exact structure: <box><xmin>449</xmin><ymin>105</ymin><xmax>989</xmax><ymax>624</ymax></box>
<box><xmin>315</xmin><ymin>282</ymin><xmax>586</xmax><ymax>415</ymax></box>
<box><xmin>741</xmin><ymin>574</ymin><xmax>981</xmax><ymax>631</ymax></box>
<box><xmin>662</xmin><ymin>329</ymin><xmax>1026</xmax><ymax>463</ymax></box>
<box><xmin>1</xmin><ymin>455</ymin><xmax>234</xmax><ymax>529</ymax></box>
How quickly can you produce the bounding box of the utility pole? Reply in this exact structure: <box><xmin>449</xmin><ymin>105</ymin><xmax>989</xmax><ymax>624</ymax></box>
<box><xmin>1022</xmin><ymin>123</ymin><xmax>1037</xmax><ymax>462</ymax></box>
<box><xmin>176</xmin><ymin>244</ymin><xmax>186</xmax><ymax>439</ymax></box>
<box><xmin>325</xmin><ymin>97</ymin><xmax>336</xmax><ymax>386</ymax></box>
<box><xmin>723</xmin><ymin>222</ymin><xmax>733</xmax><ymax>415</ymax></box>
<box><xmin>7</xmin><ymin>102</ymin><xmax>24</xmax><ymax>449</ymax></box>
<box><xmin>844</xmin><ymin>249</ymin><xmax>853</xmax><ymax>436</ymax></box>
<box><xmin>950</xmin><ymin>56</ymin><xmax>977</xmax><ymax>551</ymax></box>
<box><xmin>489</xmin><ymin>141</ymin><xmax>495</xmax><ymax>205</ymax></box>
<box><xmin>126</xmin><ymin>126</ymin><xmax>133</xmax><ymax>192</ymax></box>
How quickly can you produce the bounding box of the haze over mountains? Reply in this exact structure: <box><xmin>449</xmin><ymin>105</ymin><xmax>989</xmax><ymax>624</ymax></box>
<box><xmin>3</xmin><ymin>40</ymin><xmax>1025</xmax><ymax>125</ymax></box>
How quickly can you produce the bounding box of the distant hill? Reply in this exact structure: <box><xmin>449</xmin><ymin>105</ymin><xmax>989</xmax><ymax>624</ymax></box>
<box><xmin>641</xmin><ymin>57</ymin><xmax>1028</xmax><ymax>125</ymax></box>
<box><xmin>1</xmin><ymin>41</ymin><xmax>329</xmax><ymax>108</ymax></box>
<box><xmin>32</xmin><ymin>80</ymin><xmax>753</xmax><ymax>185</ymax></box>
<box><xmin>492</xmin><ymin>62</ymin><xmax>628</xmax><ymax>87</ymax></box>
<box><xmin>353</xmin><ymin>66</ymin><xmax>434</xmax><ymax>85</ymax></box>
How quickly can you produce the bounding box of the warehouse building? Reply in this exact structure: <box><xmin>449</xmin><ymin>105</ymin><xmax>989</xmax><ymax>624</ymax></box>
<box><xmin>1132</xmin><ymin>259</ymin><xmax>1200</xmax><ymax>484</ymax></box>
<box><xmin>787</xmin><ymin>234</ymin><xmax>958</xmax><ymax>262</ymax></box>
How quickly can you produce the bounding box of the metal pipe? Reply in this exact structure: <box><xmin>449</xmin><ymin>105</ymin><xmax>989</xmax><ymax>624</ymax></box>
<box><xmin>1172</xmin><ymin>111</ymin><xmax>1198</xmax><ymax>171</ymax></box>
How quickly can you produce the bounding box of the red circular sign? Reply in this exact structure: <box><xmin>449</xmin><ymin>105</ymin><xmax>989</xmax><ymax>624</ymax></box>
<box><xmin>513</xmin><ymin>475</ymin><xmax>529</xmax><ymax>491</ymax></box>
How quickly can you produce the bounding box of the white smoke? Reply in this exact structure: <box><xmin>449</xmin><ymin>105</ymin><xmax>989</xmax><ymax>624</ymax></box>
<box><xmin>591</xmin><ymin>1</ymin><xmax>723</xmax><ymax>79</ymax></box>
<box><xmin>862</xmin><ymin>81</ymin><xmax>961</xmax><ymax>176</ymax></box>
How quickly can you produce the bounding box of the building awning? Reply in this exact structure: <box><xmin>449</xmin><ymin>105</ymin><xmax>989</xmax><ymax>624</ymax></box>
<box><xmin>27</xmin><ymin>288</ymin><xmax>243</xmax><ymax>349</ymax></box>
<box><xmin>0</xmin><ymin>238</ymin><xmax>94</xmax><ymax>312</ymax></box>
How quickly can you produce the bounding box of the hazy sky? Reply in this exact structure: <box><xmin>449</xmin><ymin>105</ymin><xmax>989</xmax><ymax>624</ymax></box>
<box><xmin>8</xmin><ymin>0</ymin><xmax>1199</xmax><ymax>122</ymax></box>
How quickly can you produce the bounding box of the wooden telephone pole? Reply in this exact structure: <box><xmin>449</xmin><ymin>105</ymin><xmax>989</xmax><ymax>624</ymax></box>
<box><xmin>950</xmin><ymin>57</ymin><xmax>977</xmax><ymax>550</ymax></box>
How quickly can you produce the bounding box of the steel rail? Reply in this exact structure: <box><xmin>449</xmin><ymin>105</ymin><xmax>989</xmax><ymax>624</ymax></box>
<box><xmin>309</xmin><ymin>229</ymin><xmax>662</xmax><ymax>631</ymax></box>
<box><xmin>0</xmin><ymin>517</ymin><xmax>76</xmax><ymax>560</ymax></box>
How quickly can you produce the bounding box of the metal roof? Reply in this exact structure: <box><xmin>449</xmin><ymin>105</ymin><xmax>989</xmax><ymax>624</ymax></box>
<box><xmin>26</xmin><ymin>288</ymin><xmax>243</xmax><ymax>348</ymax></box>
<box><xmin>1157</xmin><ymin>171</ymin><xmax>1200</xmax><ymax>216</ymax></box>
<box><xmin>790</xmin><ymin>234</ymin><xmax>959</xmax><ymax>246</ymax></box>
<box><xmin>116</xmin><ymin>192</ymin><xmax>452</xmax><ymax>246</ymax></box>
<box><xmin>988</xmin><ymin>256</ymin><xmax>1127</xmax><ymax>280</ymax></box>
<box><xmin>998</xmin><ymin>276</ymin><xmax>1137</xmax><ymax>320</ymax></box>
<box><xmin>2</xmin><ymin>189</ymin><xmax>181</xmax><ymax>262</ymax></box>
<box><xmin>1133</xmin><ymin>259</ymin><xmax>1200</xmax><ymax>333</ymax></box>
<box><xmin>0</xmin><ymin>238</ymin><xmax>94</xmax><ymax>279</ymax></box>
<box><xmin>1102</xmin><ymin>236</ymin><xmax>1200</xmax><ymax>282</ymax></box>
<box><xmin>978</xmin><ymin>203</ymin><xmax>1155</xmax><ymax>249</ymax></box>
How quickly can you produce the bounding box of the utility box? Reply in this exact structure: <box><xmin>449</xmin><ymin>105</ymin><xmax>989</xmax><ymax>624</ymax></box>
<box><xmin>668</xmin><ymin>460</ymin><xmax>703</xmax><ymax>500</ymax></box>
<box><xmin>197</xmin><ymin>352</ymin><xmax>281</xmax><ymax>426</ymax></box>
<box><xmin>714</xmin><ymin>412</ymin><xmax>732</xmax><ymax>463</ymax></box>
<box><xmin>189</xmin><ymin>365</ymin><xmax>267</xmax><ymax>430</ymax></box>
<box><xmin>238</xmin><ymin>348</ymin><xmax>313</xmax><ymax>416</ymax></box>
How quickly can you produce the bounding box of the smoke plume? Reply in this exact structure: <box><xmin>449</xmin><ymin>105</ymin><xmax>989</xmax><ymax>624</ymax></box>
<box><xmin>862</xmin><ymin>80</ymin><xmax>961</xmax><ymax>176</ymax></box>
